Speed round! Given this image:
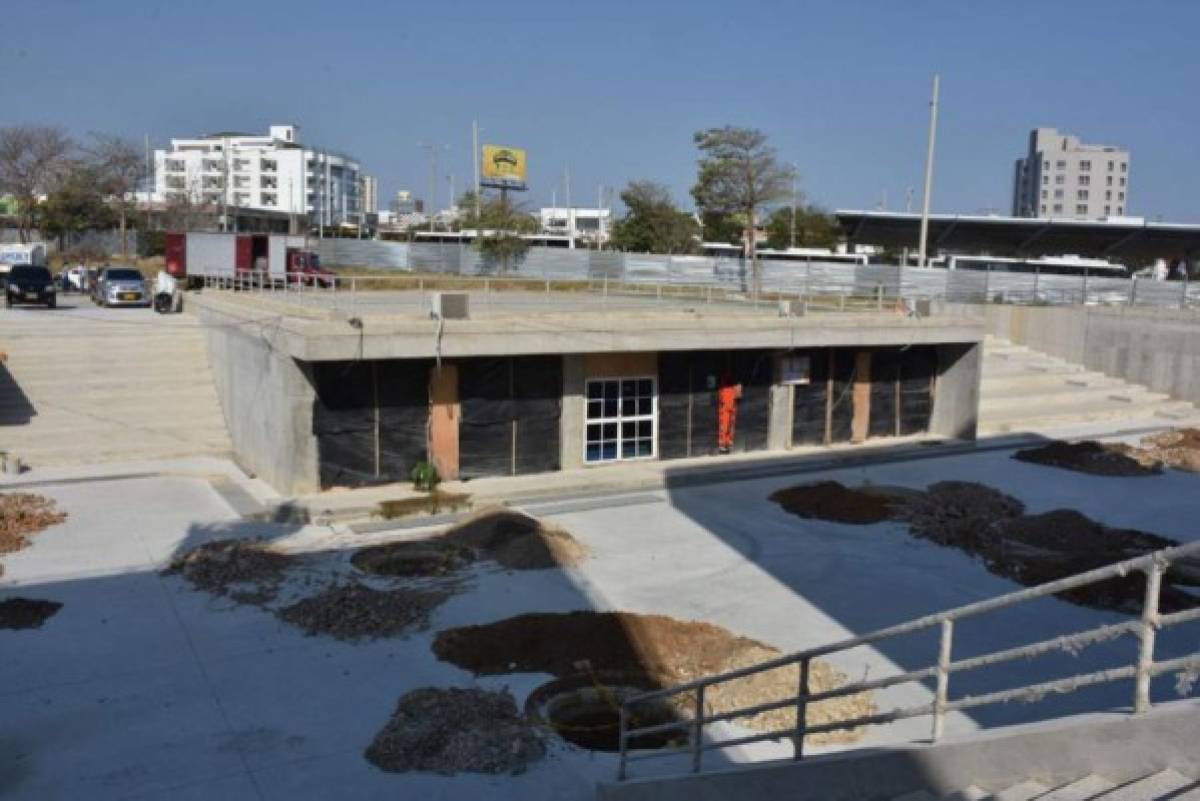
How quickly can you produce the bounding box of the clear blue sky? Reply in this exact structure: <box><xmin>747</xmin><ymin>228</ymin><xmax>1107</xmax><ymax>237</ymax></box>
<box><xmin>6</xmin><ymin>0</ymin><xmax>1198</xmax><ymax>220</ymax></box>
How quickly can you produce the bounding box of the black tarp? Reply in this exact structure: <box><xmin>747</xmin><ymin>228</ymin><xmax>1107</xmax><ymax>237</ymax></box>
<box><xmin>311</xmin><ymin>359</ymin><xmax>431</xmax><ymax>489</ymax></box>
<box><xmin>829</xmin><ymin>350</ymin><xmax>855</xmax><ymax>443</ymax></box>
<box><xmin>792</xmin><ymin>350</ymin><xmax>828</xmax><ymax>446</ymax></box>
<box><xmin>899</xmin><ymin>347</ymin><xmax>937</xmax><ymax>435</ymax></box>
<box><xmin>868</xmin><ymin>348</ymin><xmax>901</xmax><ymax>439</ymax></box>
<box><xmin>459</xmin><ymin>356</ymin><xmax>562</xmax><ymax>478</ymax></box>
<box><xmin>657</xmin><ymin>350</ymin><xmax>773</xmax><ymax>458</ymax></box>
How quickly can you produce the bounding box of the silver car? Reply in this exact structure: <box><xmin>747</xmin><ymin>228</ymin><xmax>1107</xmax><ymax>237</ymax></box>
<box><xmin>94</xmin><ymin>267</ymin><xmax>149</xmax><ymax>308</ymax></box>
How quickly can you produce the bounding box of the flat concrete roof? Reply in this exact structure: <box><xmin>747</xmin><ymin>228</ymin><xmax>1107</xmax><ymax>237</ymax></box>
<box><xmin>190</xmin><ymin>290</ymin><xmax>983</xmax><ymax>362</ymax></box>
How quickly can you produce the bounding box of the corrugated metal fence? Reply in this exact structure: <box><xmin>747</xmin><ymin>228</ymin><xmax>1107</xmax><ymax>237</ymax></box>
<box><xmin>315</xmin><ymin>239</ymin><xmax>1200</xmax><ymax>308</ymax></box>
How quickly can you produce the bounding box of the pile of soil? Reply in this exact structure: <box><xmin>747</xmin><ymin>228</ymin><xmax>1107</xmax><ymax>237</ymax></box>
<box><xmin>277</xmin><ymin>581</ymin><xmax>449</xmax><ymax>640</ymax></box>
<box><xmin>892</xmin><ymin>481</ymin><xmax>1026</xmax><ymax>549</ymax></box>
<box><xmin>352</xmin><ymin>508</ymin><xmax>589</xmax><ymax>578</ymax></box>
<box><xmin>365</xmin><ymin>687</ymin><xmax>544</xmax><ymax>775</ymax></box>
<box><xmin>0</xmin><ymin>493</ymin><xmax>67</xmax><ymax>574</ymax></box>
<box><xmin>1013</xmin><ymin>441</ymin><xmax>1162</xmax><ymax>477</ymax></box>
<box><xmin>432</xmin><ymin>611</ymin><xmax>875</xmax><ymax>745</ymax></box>
<box><xmin>0</xmin><ymin>597</ymin><xmax>63</xmax><ymax>630</ymax></box>
<box><xmin>442</xmin><ymin>507</ymin><xmax>588</xmax><ymax>570</ymax></box>
<box><xmin>165</xmin><ymin>539</ymin><xmax>296</xmax><ymax>605</ymax></box>
<box><xmin>994</xmin><ymin>510</ymin><xmax>1196</xmax><ymax>614</ymax></box>
<box><xmin>1141</xmin><ymin>428</ymin><xmax>1200</xmax><ymax>472</ymax></box>
<box><xmin>768</xmin><ymin>481</ymin><xmax>900</xmax><ymax>524</ymax></box>
<box><xmin>351</xmin><ymin>540</ymin><xmax>476</xmax><ymax>577</ymax></box>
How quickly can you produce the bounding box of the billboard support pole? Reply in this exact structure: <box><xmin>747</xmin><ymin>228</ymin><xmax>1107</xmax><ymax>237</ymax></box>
<box><xmin>917</xmin><ymin>74</ymin><xmax>940</xmax><ymax>268</ymax></box>
<box><xmin>473</xmin><ymin>121</ymin><xmax>482</xmax><ymax>225</ymax></box>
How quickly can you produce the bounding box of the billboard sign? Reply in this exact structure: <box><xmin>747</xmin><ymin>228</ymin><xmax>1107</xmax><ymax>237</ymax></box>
<box><xmin>481</xmin><ymin>144</ymin><xmax>527</xmax><ymax>190</ymax></box>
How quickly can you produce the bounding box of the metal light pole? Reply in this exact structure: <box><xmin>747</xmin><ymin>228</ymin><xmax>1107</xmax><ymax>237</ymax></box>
<box><xmin>917</xmin><ymin>74</ymin><xmax>940</xmax><ymax>268</ymax></box>
<box><xmin>472</xmin><ymin>121</ymin><xmax>482</xmax><ymax>226</ymax></box>
<box><xmin>418</xmin><ymin>142</ymin><xmax>449</xmax><ymax>233</ymax></box>
<box><xmin>790</xmin><ymin>162</ymin><xmax>798</xmax><ymax>250</ymax></box>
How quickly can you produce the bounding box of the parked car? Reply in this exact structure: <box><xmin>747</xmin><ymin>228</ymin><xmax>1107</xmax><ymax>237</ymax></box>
<box><xmin>93</xmin><ymin>267</ymin><xmax>149</xmax><ymax>307</ymax></box>
<box><xmin>5</xmin><ymin>264</ymin><xmax>57</xmax><ymax>308</ymax></box>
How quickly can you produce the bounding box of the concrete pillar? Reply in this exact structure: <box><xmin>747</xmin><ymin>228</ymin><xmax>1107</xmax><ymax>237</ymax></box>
<box><xmin>428</xmin><ymin>364</ymin><xmax>459</xmax><ymax>480</ymax></box>
<box><xmin>930</xmin><ymin>342</ymin><xmax>982</xmax><ymax>440</ymax></box>
<box><xmin>561</xmin><ymin>354</ymin><xmax>586</xmax><ymax>470</ymax></box>
<box><xmin>851</xmin><ymin>350</ymin><xmax>872</xmax><ymax>443</ymax></box>
<box><xmin>767</xmin><ymin>352</ymin><xmax>794</xmax><ymax>451</ymax></box>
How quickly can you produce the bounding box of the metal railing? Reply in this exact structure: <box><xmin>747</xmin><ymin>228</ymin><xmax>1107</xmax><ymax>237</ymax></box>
<box><xmin>615</xmin><ymin>540</ymin><xmax>1200</xmax><ymax>781</ymax></box>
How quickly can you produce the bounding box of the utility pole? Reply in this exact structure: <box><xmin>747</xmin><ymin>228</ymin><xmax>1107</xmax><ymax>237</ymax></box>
<box><xmin>418</xmin><ymin>141</ymin><xmax>449</xmax><ymax>233</ymax></box>
<box><xmin>917</xmin><ymin>74</ymin><xmax>940</xmax><ymax>268</ymax></box>
<box><xmin>564</xmin><ymin>167</ymin><xmax>573</xmax><ymax>249</ymax></box>
<box><xmin>790</xmin><ymin>163</ymin><xmax>798</xmax><ymax>249</ymax></box>
<box><xmin>144</xmin><ymin>134</ymin><xmax>152</xmax><ymax>232</ymax></box>
<box><xmin>472</xmin><ymin>121</ymin><xmax>482</xmax><ymax>226</ymax></box>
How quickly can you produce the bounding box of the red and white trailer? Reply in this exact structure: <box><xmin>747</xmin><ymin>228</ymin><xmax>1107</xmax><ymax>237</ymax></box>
<box><xmin>164</xmin><ymin>232</ymin><xmax>336</xmax><ymax>287</ymax></box>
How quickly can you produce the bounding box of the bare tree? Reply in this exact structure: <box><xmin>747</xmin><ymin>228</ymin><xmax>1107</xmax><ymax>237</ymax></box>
<box><xmin>691</xmin><ymin>127</ymin><xmax>795</xmax><ymax>294</ymax></box>
<box><xmin>0</xmin><ymin>126</ymin><xmax>75</xmax><ymax>242</ymax></box>
<box><xmin>85</xmin><ymin>133</ymin><xmax>147</xmax><ymax>258</ymax></box>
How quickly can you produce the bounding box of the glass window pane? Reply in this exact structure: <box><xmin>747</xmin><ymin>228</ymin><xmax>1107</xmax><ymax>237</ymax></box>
<box><xmin>638</xmin><ymin>397</ymin><xmax>652</xmax><ymax>415</ymax></box>
<box><xmin>586</xmin><ymin>424</ymin><xmax>602</xmax><ymax>443</ymax></box>
<box><xmin>622</xmin><ymin>421</ymin><xmax>635</xmax><ymax>438</ymax></box>
<box><xmin>622</xmin><ymin>379</ymin><xmax>636</xmax><ymax>397</ymax></box>
<box><xmin>586</xmin><ymin>443</ymin><xmax>601</xmax><ymax>462</ymax></box>
<box><xmin>638</xmin><ymin>379</ymin><xmax>653</xmax><ymax>396</ymax></box>
<box><xmin>622</xmin><ymin>398</ymin><xmax>635</xmax><ymax>416</ymax></box>
<box><xmin>637</xmin><ymin>440</ymin><xmax>653</xmax><ymax>457</ymax></box>
<box><xmin>587</xmin><ymin>400</ymin><xmax>603</xmax><ymax>420</ymax></box>
<box><xmin>602</xmin><ymin>423</ymin><xmax>617</xmax><ymax>439</ymax></box>
<box><xmin>604</xmin><ymin>381</ymin><xmax>618</xmax><ymax>400</ymax></box>
<box><xmin>603</xmin><ymin>398</ymin><xmax>618</xmax><ymax>417</ymax></box>
<box><xmin>602</xmin><ymin>442</ymin><xmax>617</xmax><ymax>460</ymax></box>
<box><xmin>638</xmin><ymin>420</ymin><xmax>652</xmax><ymax>437</ymax></box>
<box><xmin>587</xmin><ymin>382</ymin><xmax>603</xmax><ymax>400</ymax></box>
<box><xmin>622</xmin><ymin>440</ymin><xmax>637</xmax><ymax>458</ymax></box>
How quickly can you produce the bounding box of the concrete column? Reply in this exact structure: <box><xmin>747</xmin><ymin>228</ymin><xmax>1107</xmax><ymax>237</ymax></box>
<box><xmin>428</xmin><ymin>364</ymin><xmax>459</xmax><ymax>480</ymax></box>
<box><xmin>767</xmin><ymin>352</ymin><xmax>794</xmax><ymax>451</ymax></box>
<box><xmin>560</xmin><ymin>354</ymin><xmax>586</xmax><ymax>470</ymax></box>
<box><xmin>851</xmin><ymin>350</ymin><xmax>872</xmax><ymax>443</ymax></box>
<box><xmin>930</xmin><ymin>342</ymin><xmax>982</xmax><ymax>440</ymax></box>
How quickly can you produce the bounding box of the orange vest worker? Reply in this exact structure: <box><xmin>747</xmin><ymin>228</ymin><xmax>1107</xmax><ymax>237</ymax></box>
<box><xmin>717</xmin><ymin>375</ymin><xmax>742</xmax><ymax>452</ymax></box>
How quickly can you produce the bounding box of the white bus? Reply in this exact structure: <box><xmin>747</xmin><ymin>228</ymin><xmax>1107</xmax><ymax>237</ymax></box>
<box><xmin>700</xmin><ymin>243</ymin><xmax>867</xmax><ymax>265</ymax></box>
<box><xmin>944</xmin><ymin>254</ymin><xmax>1127</xmax><ymax>276</ymax></box>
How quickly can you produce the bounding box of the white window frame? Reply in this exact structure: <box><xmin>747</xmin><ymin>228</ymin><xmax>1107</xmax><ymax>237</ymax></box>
<box><xmin>583</xmin><ymin>376</ymin><xmax>657</xmax><ymax>464</ymax></box>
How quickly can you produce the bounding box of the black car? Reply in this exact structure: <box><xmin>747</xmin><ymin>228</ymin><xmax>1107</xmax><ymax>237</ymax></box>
<box><xmin>5</xmin><ymin>264</ymin><xmax>56</xmax><ymax>309</ymax></box>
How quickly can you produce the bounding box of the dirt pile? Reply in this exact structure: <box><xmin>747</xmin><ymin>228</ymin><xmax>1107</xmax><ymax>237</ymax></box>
<box><xmin>352</xmin><ymin>508</ymin><xmax>588</xmax><ymax>578</ymax></box>
<box><xmin>277</xmin><ymin>581</ymin><xmax>449</xmax><ymax>640</ymax></box>
<box><xmin>0</xmin><ymin>493</ymin><xmax>67</xmax><ymax>574</ymax></box>
<box><xmin>0</xmin><ymin>597</ymin><xmax>63</xmax><ymax>629</ymax></box>
<box><xmin>165</xmin><ymin>539</ymin><xmax>296</xmax><ymax>604</ymax></box>
<box><xmin>892</xmin><ymin>481</ymin><xmax>1025</xmax><ymax>549</ymax></box>
<box><xmin>768</xmin><ymin>481</ymin><xmax>899</xmax><ymax>524</ymax></box>
<box><xmin>433</xmin><ymin>611</ymin><xmax>875</xmax><ymax>745</ymax></box>
<box><xmin>1141</xmin><ymin>428</ymin><xmax>1200</xmax><ymax>472</ymax></box>
<box><xmin>443</xmin><ymin>507</ymin><xmax>588</xmax><ymax>570</ymax></box>
<box><xmin>365</xmin><ymin>688</ymin><xmax>544</xmax><ymax>775</ymax></box>
<box><xmin>1013</xmin><ymin>441</ymin><xmax>1161</xmax><ymax>477</ymax></box>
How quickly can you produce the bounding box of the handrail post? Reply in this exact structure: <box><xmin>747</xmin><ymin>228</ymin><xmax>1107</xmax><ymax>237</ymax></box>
<box><xmin>1134</xmin><ymin>562</ymin><xmax>1164</xmax><ymax>713</ymax></box>
<box><xmin>617</xmin><ymin>704</ymin><xmax>629</xmax><ymax>781</ymax></box>
<box><xmin>932</xmin><ymin>618</ymin><xmax>954</xmax><ymax>741</ymax></box>
<box><xmin>691</xmin><ymin>685</ymin><xmax>706</xmax><ymax>772</ymax></box>
<box><xmin>793</xmin><ymin>656</ymin><xmax>811</xmax><ymax>760</ymax></box>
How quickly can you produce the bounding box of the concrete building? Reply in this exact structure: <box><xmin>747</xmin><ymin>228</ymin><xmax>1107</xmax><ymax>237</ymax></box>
<box><xmin>1012</xmin><ymin>128</ymin><xmax>1130</xmax><ymax>220</ymax></box>
<box><xmin>539</xmin><ymin>206</ymin><xmax>612</xmax><ymax>245</ymax></box>
<box><xmin>154</xmin><ymin>124</ymin><xmax>363</xmax><ymax>228</ymax></box>
<box><xmin>362</xmin><ymin>175</ymin><xmax>378</xmax><ymax>215</ymax></box>
<box><xmin>190</xmin><ymin>290</ymin><xmax>982</xmax><ymax>494</ymax></box>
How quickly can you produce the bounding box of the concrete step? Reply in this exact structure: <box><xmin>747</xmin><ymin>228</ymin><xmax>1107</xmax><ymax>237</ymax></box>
<box><xmin>979</xmin><ymin>398</ymin><xmax>1194</xmax><ymax>434</ymax></box>
<box><xmin>9</xmin><ymin>438</ymin><xmax>233</xmax><ymax>468</ymax></box>
<box><xmin>0</xmin><ymin>420</ymin><xmax>231</xmax><ymax>447</ymax></box>
<box><xmin>980</xmin><ymin>360</ymin><xmax>1086</xmax><ymax>378</ymax></box>
<box><xmin>980</xmin><ymin>371</ymin><xmax>1117</xmax><ymax>393</ymax></box>
<box><xmin>986</xmin><ymin>781</ymin><xmax>1048</xmax><ymax>800</ymax></box>
<box><xmin>980</xmin><ymin>384</ymin><xmax>1157</xmax><ymax>411</ymax></box>
<box><xmin>1094</xmin><ymin>770</ymin><xmax>1198</xmax><ymax>799</ymax></box>
<box><xmin>0</xmin><ymin>385</ymin><xmax>224</xmax><ymax>412</ymax></box>
<box><xmin>1037</xmin><ymin>775</ymin><xmax>1117</xmax><ymax>800</ymax></box>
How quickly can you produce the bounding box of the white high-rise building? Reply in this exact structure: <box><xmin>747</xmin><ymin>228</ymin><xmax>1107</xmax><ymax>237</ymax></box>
<box><xmin>1012</xmin><ymin>128</ymin><xmax>1130</xmax><ymax>220</ymax></box>
<box><xmin>153</xmin><ymin>124</ymin><xmax>363</xmax><ymax>227</ymax></box>
<box><xmin>362</xmin><ymin>175</ymin><xmax>378</xmax><ymax>215</ymax></box>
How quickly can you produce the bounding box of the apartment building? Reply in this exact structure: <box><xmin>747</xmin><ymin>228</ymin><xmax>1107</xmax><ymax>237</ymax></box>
<box><xmin>154</xmin><ymin>124</ymin><xmax>368</xmax><ymax>227</ymax></box>
<box><xmin>1011</xmin><ymin>127</ymin><xmax>1130</xmax><ymax>220</ymax></box>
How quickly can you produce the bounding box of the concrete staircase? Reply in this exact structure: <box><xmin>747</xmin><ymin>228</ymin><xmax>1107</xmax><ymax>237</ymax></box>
<box><xmin>893</xmin><ymin>769</ymin><xmax>1200</xmax><ymax>800</ymax></box>
<box><xmin>0</xmin><ymin>307</ymin><xmax>232</xmax><ymax>467</ymax></box>
<box><xmin>979</xmin><ymin>336</ymin><xmax>1200</xmax><ymax>434</ymax></box>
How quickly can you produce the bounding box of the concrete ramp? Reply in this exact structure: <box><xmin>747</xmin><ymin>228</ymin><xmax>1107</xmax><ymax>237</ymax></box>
<box><xmin>0</xmin><ymin>307</ymin><xmax>232</xmax><ymax>467</ymax></box>
<box><xmin>979</xmin><ymin>336</ymin><xmax>1200</xmax><ymax>434</ymax></box>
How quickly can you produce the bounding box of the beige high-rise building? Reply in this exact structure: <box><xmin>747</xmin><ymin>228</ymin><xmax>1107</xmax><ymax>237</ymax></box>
<box><xmin>1012</xmin><ymin>128</ymin><xmax>1130</xmax><ymax>220</ymax></box>
<box><xmin>362</xmin><ymin>175</ymin><xmax>378</xmax><ymax>214</ymax></box>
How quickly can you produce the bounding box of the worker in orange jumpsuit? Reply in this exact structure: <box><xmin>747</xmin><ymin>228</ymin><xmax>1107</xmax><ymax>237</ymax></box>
<box><xmin>717</xmin><ymin>373</ymin><xmax>742</xmax><ymax>453</ymax></box>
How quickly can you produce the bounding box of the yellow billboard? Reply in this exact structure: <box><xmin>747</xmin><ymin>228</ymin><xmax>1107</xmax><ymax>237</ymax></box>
<box><xmin>481</xmin><ymin>144</ymin><xmax>528</xmax><ymax>189</ymax></box>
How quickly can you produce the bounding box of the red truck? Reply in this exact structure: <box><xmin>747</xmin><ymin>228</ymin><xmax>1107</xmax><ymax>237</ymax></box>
<box><xmin>164</xmin><ymin>232</ymin><xmax>337</xmax><ymax>288</ymax></box>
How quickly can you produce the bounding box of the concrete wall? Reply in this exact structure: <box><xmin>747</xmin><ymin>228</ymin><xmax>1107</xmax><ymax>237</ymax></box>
<box><xmin>197</xmin><ymin>305</ymin><xmax>320</xmax><ymax>494</ymax></box>
<box><xmin>931</xmin><ymin>343</ymin><xmax>982</xmax><ymax>440</ymax></box>
<box><xmin>960</xmin><ymin>303</ymin><xmax>1200</xmax><ymax>405</ymax></box>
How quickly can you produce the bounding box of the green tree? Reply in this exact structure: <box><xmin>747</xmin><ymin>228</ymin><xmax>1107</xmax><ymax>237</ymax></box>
<box><xmin>699</xmin><ymin>210</ymin><xmax>744</xmax><ymax>245</ymax></box>
<box><xmin>39</xmin><ymin>166</ymin><xmax>116</xmax><ymax>246</ymax></box>
<box><xmin>84</xmin><ymin>133</ymin><xmax>147</xmax><ymax>258</ymax></box>
<box><xmin>456</xmin><ymin>190</ymin><xmax>537</xmax><ymax>272</ymax></box>
<box><xmin>691</xmin><ymin>127</ymin><xmax>795</xmax><ymax>292</ymax></box>
<box><xmin>609</xmin><ymin>181</ymin><xmax>700</xmax><ymax>254</ymax></box>
<box><xmin>764</xmin><ymin>205</ymin><xmax>841</xmax><ymax>250</ymax></box>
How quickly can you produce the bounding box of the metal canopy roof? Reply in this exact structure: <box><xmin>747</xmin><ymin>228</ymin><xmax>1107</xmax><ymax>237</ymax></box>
<box><xmin>835</xmin><ymin>210</ymin><xmax>1200</xmax><ymax>260</ymax></box>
